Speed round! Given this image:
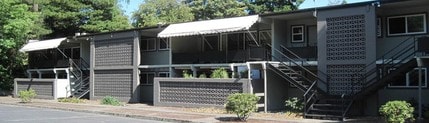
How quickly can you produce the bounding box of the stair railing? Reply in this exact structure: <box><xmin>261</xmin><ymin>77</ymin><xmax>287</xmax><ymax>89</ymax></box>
<box><xmin>68</xmin><ymin>57</ymin><xmax>90</xmax><ymax>98</ymax></box>
<box><xmin>351</xmin><ymin>36</ymin><xmax>417</xmax><ymax>95</ymax></box>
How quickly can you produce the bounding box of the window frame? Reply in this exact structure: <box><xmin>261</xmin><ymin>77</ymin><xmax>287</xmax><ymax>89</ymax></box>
<box><xmin>388</xmin><ymin>68</ymin><xmax>427</xmax><ymax>88</ymax></box>
<box><xmin>158</xmin><ymin>72</ymin><xmax>170</xmax><ymax>78</ymax></box>
<box><xmin>387</xmin><ymin>13</ymin><xmax>427</xmax><ymax>36</ymax></box>
<box><xmin>140</xmin><ymin>72</ymin><xmax>156</xmax><ymax>85</ymax></box>
<box><xmin>291</xmin><ymin>25</ymin><xmax>305</xmax><ymax>43</ymax></box>
<box><xmin>158</xmin><ymin>38</ymin><xmax>170</xmax><ymax>50</ymax></box>
<box><xmin>141</xmin><ymin>38</ymin><xmax>157</xmax><ymax>51</ymax></box>
<box><xmin>377</xmin><ymin>17</ymin><xmax>382</xmax><ymax>37</ymax></box>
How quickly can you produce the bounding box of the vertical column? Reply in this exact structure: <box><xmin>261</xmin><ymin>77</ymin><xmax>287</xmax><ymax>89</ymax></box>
<box><xmin>132</xmin><ymin>30</ymin><xmax>141</xmax><ymax>102</ymax></box>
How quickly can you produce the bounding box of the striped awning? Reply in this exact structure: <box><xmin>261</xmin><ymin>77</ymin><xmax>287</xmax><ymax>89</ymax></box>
<box><xmin>158</xmin><ymin>15</ymin><xmax>259</xmax><ymax>38</ymax></box>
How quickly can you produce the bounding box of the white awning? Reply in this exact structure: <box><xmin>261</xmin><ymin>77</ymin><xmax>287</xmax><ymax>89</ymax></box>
<box><xmin>19</xmin><ymin>37</ymin><xmax>67</xmax><ymax>52</ymax></box>
<box><xmin>158</xmin><ymin>15</ymin><xmax>259</xmax><ymax>38</ymax></box>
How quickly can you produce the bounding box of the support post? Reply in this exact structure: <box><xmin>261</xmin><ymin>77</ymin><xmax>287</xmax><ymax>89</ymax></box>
<box><xmin>416</xmin><ymin>57</ymin><xmax>423</xmax><ymax>120</ymax></box>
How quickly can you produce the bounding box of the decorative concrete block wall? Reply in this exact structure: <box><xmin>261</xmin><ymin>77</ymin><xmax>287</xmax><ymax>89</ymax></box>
<box><xmin>14</xmin><ymin>78</ymin><xmax>55</xmax><ymax>99</ymax></box>
<box><xmin>154</xmin><ymin>78</ymin><xmax>250</xmax><ymax>107</ymax></box>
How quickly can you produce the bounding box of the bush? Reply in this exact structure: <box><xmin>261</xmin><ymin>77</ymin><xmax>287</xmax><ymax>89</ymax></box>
<box><xmin>199</xmin><ymin>73</ymin><xmax>207</xmax><ymax>78</ymax></box>
<box><xmin>285</xmin><ymin>97</ymin><xmax>304</xmax><ymax>112</ymax></box>
<box><xmin>101</xmin><ymin>96</ymin><xmax>121</xmax><ymax>106</ymax></box>
<box><xmin>18</xmin><ymin>89</ymin><xmax>37</xmax><ymax>103</ymax></box>
<box><xmin>225</xmin><ymin>93</ymin><xmax>260</xmax><ymax>121</ymax></box>
<box><xmin>379</xmin><ymin>100</ymin><xmax>414</xmax><ymax>123</ymax></box>
<box><xmin>58</xmin><ymin>97</ymin><xmax>85</xmax><ymax>103</ymax></box>
<box><xmin>182</xmin><ymin>70</ymin><xmax>193</xmax><ymax>78</ymax></box>
<box><xmin>211</xmin><ymin>68</ymin><xmax>229</xmax><ymax>78</ymax></box>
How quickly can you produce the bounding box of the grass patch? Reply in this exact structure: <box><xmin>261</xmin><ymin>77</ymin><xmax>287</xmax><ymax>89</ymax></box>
<box><xmin>100</xmin><ymin>96</ymin><xmax>122</xmax><ymax>106</ymax></box>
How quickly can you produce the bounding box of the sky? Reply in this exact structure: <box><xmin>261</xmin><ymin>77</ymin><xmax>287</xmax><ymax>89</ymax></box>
<box><xmin>119</xmin><ymin>0</ymin><xmax>374</xmax><ymax>21</ymax></box>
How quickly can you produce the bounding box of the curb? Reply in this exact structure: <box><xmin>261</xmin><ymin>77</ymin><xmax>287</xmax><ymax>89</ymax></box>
<box><xmin>0</xmin><ymin>102</ymin><xmax>195</xmax><ymax>123</ymax></box>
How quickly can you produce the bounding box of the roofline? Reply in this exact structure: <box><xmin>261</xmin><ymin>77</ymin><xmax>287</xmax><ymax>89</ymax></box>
<box><xmin>261</xmin><ymin>0</ymin><xmax>378</xmax><ymax>17</ymax></box>
<box><xmin>75</xmin><ymin>25</ymin><xmax>168</xmax><ymax>38</ymax></box>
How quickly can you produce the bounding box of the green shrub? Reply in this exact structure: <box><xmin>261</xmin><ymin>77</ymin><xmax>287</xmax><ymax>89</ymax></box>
<box><xmin>285</xmin><ymin>97</ymin><xmax>304</xmax><ymax>112</ymax></box>
<box><xmin>225</xmin><ymin>93</ymin><xmax>260</xmax><ymax>121</ymax></box>
<box><xmin>199</xmin><ymin>73</ymin><xmax>207</xmax><ymax>78</ymax></box>
<box><xmin>379</xmin><ymin>100</ymin><xmax>414</xmax><ymax>123</ymax></box>
<box><xmin>18</xmin><ymin>89</ymin><xmax>37</xmax><ymax>103</ymax></box>
<box><xmin>58</xmin><ymin>97</ymin><xmax>85</xmax><ymax>103</ymax></box>
<box><xmin>210</xmin><ymin>68</ymin><xmax>229</xmax><ymax>78</ymax></box>
<box><xmin>101</xmin><ymin>96</ymin><xmax>121</xmax><ymax>106</ymax></box>
<box><xmin>182</xmin><ymin>70</ymin><xmax>193</xmax><ymax>78</ymax></box>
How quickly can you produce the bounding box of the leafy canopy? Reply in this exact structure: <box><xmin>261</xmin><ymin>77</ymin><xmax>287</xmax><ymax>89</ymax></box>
<box><xmin>0</xmin><ymin>0</ymin><xmax>42</xmax><ymax>91</ymax></box>
<box><xmin>132</xmin><ymin>0</ymin><xmax>194</xmax><ymax>27</ymax></box>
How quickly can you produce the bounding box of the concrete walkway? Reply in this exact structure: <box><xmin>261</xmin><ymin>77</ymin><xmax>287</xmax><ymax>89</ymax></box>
<box><xmin>0</xmin><ymin>96</ymin><xmax>379</xmax><ymax>123</ymax></box>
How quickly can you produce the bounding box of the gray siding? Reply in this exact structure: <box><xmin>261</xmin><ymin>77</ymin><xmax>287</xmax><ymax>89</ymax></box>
<box><xmin>317</xmin><ymin>5</ymin><xmax>377</xmax><ymax>95</ymax></box>
<box><xmin>14</xmin><ymin>79</ymin><xmax>54</xmax><ymax>99</ymax></box>
<box><xmin>154</xmin><ymin>78</ymin><xmax>250</xmax><ymax>107</ymax></box>
<box><xmin>93</xmin><ymin>70</ymin><xmax>133</xmax><ymax>101</ymax></box>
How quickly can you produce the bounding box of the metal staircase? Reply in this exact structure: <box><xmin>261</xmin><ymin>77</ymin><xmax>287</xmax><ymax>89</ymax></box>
<box><xmin>69</xmin><ymin>58</ymin><xmax>90</xmax><ymax>99</ymax></box>
<box><xmin>265</xmin><ymin>36</ymin><xmax>423</xmax><ymax>120</ymax></box>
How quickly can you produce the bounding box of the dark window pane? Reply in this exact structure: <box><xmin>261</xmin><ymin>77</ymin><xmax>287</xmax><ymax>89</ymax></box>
<box><xmin>408</xmin><ymin>69</ymin><xmax>426</xmax><ymax>86</ymax></box>
<box><xmin>204</xmin><ymin>36</ymin><xmax>218</xmax><ymax>51</ymax></box>
<box><xmin>64</xmin><ymin>48</ymin><xmax>72</xmax><ymax>58</ymax></box>
<box><xmin>140</xmin><ymin>74</ymin><xmax>148</xmax><ymax>84</ymax></box>
<box><xmin>293</xmin><ymin>35</ymin><xmax>303</xmax><ymax>41</ymax></box>
<box><xmin>407</xmin><ymin>16</ymin><xmax>425</xmax><ymax>33</ymax></box>
<box><xmin>72</xmin><ymin>48</ymin><xmax>80</xmax><ymax>59</ymax></box>
<box><xmin>147</xmin><ymin>73</ymin><xmax>155</xmax><ymax>84</ymax></box>
<box><xmin>148</xmin><ymin>39</ymin><xmax>156</xmax><ymax>50</ymax></box>
<box><xmin>389</xmin><ymin>17</ymin><xmax>406</xmax><ymax>34</ymax></box>
<box><xmin>159</xmin><ymin>73</ymin><xmax>169</xmax><ymax>77</ymax></box>
<box><xmin>159</xmin><ymin>38</ymin><xmax>169</xmax><ymax>49</ymax></box>
<box><xmin>293</xmin><ymin>27</ymin><xmax>303</xmax><ymax>33</ymax></box>
<box><xmin>389</xmin><ymin>74</ymin><xmax>406</xmax><ymax>86</ymax></box>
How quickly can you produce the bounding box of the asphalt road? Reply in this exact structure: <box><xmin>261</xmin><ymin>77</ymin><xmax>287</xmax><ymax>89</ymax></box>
<box><xmin>0</xmin><ymin>104</ymin><xmax>168</xmax><ymax>123</ymax></box>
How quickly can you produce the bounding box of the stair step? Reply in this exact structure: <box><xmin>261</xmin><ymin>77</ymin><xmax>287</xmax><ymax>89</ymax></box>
<box><xmin>254</xmin><ymin>93</ymin><xmax>265</xmax><ymax>97</ymax></box>
<box><xmin>305</xmin><ymin>114</ymin><xmax>343</xmax><ymax>119</ymax></box>
<box><xmin>310</xmin><ymin>108</ymin><xmax>343</xmax><ymax>113</ymax></box>
<box><xmin>313</xmin><ymin>104</ymin><xmax>345</xmax><ymax>107</ymax></box>
<box><xmin>257</xmin><ymin>104</ymin><xmax>265</xmax><ymax>108</ymax></box>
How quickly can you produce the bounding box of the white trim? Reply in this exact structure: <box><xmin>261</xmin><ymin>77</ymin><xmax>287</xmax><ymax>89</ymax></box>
<box><xmin>291</xmin><ymin>26</ymin><xmax>304</xmax><ymax>42</ymax></box>
<box><xmin>387</xmin><ymin>13</ymin><xmax>427</xmax><ymax>36</ymax></box>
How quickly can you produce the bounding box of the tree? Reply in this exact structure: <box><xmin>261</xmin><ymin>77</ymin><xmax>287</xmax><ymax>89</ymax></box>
<box><xmin>132</xmin><ymin>0</ymin><xmax>194</xmax><ymax>27</ymax></box>
<box><xmin>188</xmin><ymin>0</ymin><xmax>247</xmax><ymax>20</ymax></box>
<box><xmin>41</xmin><ymin>0</ymin><xmax>131</xmax><ymax>38</ymax></box>
<box><xmin>0</xmin><ymin>0</ymin><xmax>41</xmax><ymax>91</ymax></box>
<box><xmin>246</xmin><ymin>0</ymin><xmax>304</xmax><ymax>14</ymax></box>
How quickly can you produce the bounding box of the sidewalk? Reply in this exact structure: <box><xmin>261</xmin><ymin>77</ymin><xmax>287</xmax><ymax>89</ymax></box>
<box><xmin>0</xmin><ymin>96</ymin><xmax>377</xmax><ymax>123</ymax></box>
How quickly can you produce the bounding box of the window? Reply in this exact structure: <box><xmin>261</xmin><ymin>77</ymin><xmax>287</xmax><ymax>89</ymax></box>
<box><xmin>389</xmin><ymin>68</ymin><xmax>427</xmax><ymax>88</ymax></box>
<box><xmin>245</xmin><ymin>32</ymin><xmax>258</xmax><ymax>46</ymax></box>
<box><xmin>387</xmin><ymin>14</ymin><xmax>427</xmax><ymax>36</ymax></box>
<box><xmin>227</xmin><ymin>33</ymin><xmax>245</xmax><ymax>50</ymax></box>
<box><xmin>291</xmin><ymin>25</ymin><xmax>304</xmax><ymax>42</ymax></box>
<box><xmin>141</xmin><ymin>38</ymin><xmax>156</xmax><ymax>51</ymax></box>
<box><xmin>159</xmin><ymin>38</ymin><xmax>170</xmax><ymax>50</ymax></box>
<box><xmin>259</xmin><ymin>31</ymin><xmax>272</xmax><ymax>44</ymax></box>
<box><xmin>60</xmin><ymin>47</ymin><xmax>80</xmax><ymax>59</ymax></box>
<box><xmin>140</xmin><ymin>73</ymin><xmax>155</xmax><ymax>85</ymax></box>
<box><xmin>377</xmin><ymin>18</ymin><xmax>382</xmax><ymax>37</ymax></box>
<box><xmin>203</xmin><ymin>35</ymin><xmax>219</xmax><ymax>51</ymax></box>
<box><xmin>158</xmin><ymin>72</ymin><xmax>169</xmax><ymax>77</ymax></box>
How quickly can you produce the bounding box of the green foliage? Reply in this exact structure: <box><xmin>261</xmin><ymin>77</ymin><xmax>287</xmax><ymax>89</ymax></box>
<box><xmin>198</xmin><ymin>73</ymin><xmax>207</xmax><ymax>78</ymax></box>
<box><xmin>379</xmin><ymin>100</ymin><xmax>414</xmax><ymax>123</ymax></box>
<box><xmin>245</xmin><ymin>0</ymin><xmax>304</xmax><ymax>14</ymax></box>
<box><xmin>18</xmin><ymin>89</ymin><xmax>37</xmax><ymax>103</ymax></box>
<box><xmin>182</xmin><ymin>70</ymin><xmax>193</xmax><ymax>78</ymax></box>
<box><xmin>225</xmin><ymin>93</ymin><xmax>260</xmax><ymax>121</ymax></box>
<box><xmin>0</xmin><ymin>0</ymin><xmax>43</xmax><ymax>91</ymax></box>
<box><xmin>285</xmin><ymin>97</ymin><xmax>304</xmax><ymax>112</ymax></box>
<box><xmin>132</xmin><ymin>0</ymin><xmax>194</xmax><ymax>27</ymax></box>
<box><xmin>58</xmin><ymin>97</ymin><xmax>85</xmax><ymax>103</ymax></box>
<box><xmin>101</xmin><ymin>96</ymin><xmax>122</xmax><ymax>106</ymax></box>
<box><xmin>188</xmin><ymin>0</ymin><xmax>247</xmax><ymax>20</ymax></box>
<box><xmin>40</xmin><ymin>0</ymin><xmax>131</xmax><ymax>37</ymax></box>
<box><xmin>210</xmin><ymin>68</ymin><xmax>229</xmax><ymax>78</ymax></box>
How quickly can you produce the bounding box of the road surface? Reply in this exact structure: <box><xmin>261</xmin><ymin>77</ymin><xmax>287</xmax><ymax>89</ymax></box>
<box><xmin>0</xmin><ymin>104</ymin><xmax>168</xmax><ymax>123</ymax></box>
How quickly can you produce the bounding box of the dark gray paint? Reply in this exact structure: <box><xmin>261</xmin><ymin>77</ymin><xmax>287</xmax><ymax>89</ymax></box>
<box><xmin>153</xmin><ymin>78</ymin><xmax>250</xmax><ymax>107</ymax></box>
<box><xmin>14</xmin><ymin>78</ymin><xmax>55</xmax><ymax>99</ymax></box>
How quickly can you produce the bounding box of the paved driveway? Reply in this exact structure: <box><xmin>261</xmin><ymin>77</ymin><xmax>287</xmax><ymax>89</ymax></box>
<box><xmin>0</xmin><ymin>104</ymin><xmax>167</xmax><ymax>123</ymax></box>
